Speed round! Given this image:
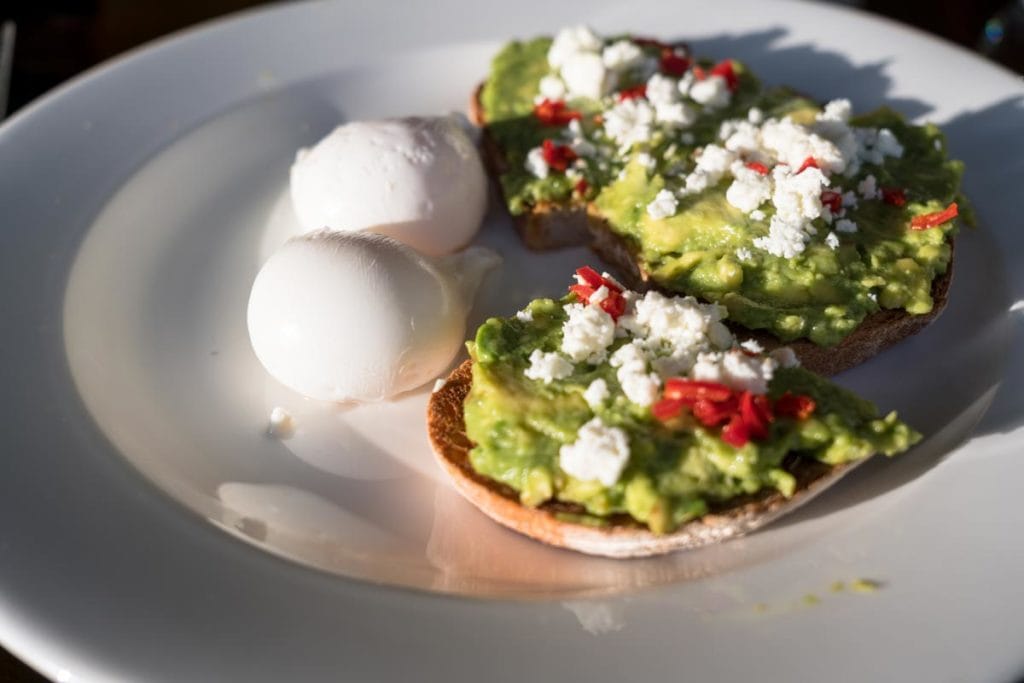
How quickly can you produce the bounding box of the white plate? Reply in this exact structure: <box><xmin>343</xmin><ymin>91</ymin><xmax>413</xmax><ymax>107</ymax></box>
<box><xmin>2</xmin><ymin>1</ymin><xmax>1023</xmax><ymax>680</ymax></box>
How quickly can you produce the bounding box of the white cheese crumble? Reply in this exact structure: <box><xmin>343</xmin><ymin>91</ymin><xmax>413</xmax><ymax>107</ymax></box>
<box><xmin>515</xmin><ymin>308</ymin><xmax>534</xmax><ymax>322</ymax></box>
<box><xmin>769</xmin><ymin>346</ymin><xmax>800</xmax><ymax>368</ymax></box>
<box><xmin>619</xmin><ymin>290</ymin><xmax>733</xmax><ymax>373</ymax></box>
<box><xmin>537</xmin><ymin>74</ymin><xmax>567</xmax><ymax>101</ymax></box>
<box><xmin>635</xmin><ymin>152</ymin><xmax>656</xmax><ymax>170</ymax></box>
<box><xmin>825</xmin><ymin>231</ymin><xmax>840</xmax><ymax>249</ymax></box>
<box><xmin>589</xmin><ymin>284</ymin><xmax>610</xmax><ymax>305</ymax></box>
<box><xmin>602</xmin><ymin>40</ymin><xmax>645</xmax><ymax>71</ymax></box>
<box><xmin>726</xmin><ymin>162</ymin><xmax>772</xmax><ymax>213</ymax></box>
<box><xmin>753</xmin><ymin>214</ymin><xmax>814</xmax><ymax>258</ymax></box>
<box><xmin>682</xmin><ymin>144</ymin><xmax>736</xmax><ymax>194</ymax></box>
<box><xmin>689</xmin><ymin>75</ymin><xmax>731</xmax><ymax>109</ymax></box>
<box><xmin>857</xmin><ymin>173</ymin><xmax>880</xmax><ymax>199</ymax></box>
<box><xmin>524</xmin><ymin>349</ymin><xmax>574</xmax><ymax>383</ymax></box>
<box><xmin>583</xmin><ymin>378</ymin><xmax>610</xmax><ymax>408</ymax></box>
<box><xmin>561</xmin><ymin>52</ymin><xmax>609</xmax><ymax>100</ymax></box>
<box><xmin>610</xmin><ymin>342</ymin><xmax>661</xmax><ymax>407</ymax></box>
<box><xmin>645</xmin><ymin>73</ymin><xmax>678</xmax><ymax>106</ymax></box>
<box><xmin>735</xmin><ymin>247</ymin><xmax>754</xmax><ymax>262</ymax></box>
<box><xmin>267</xmin><ymin>406</ymin><xmax>295</xmax><ymax>439</ymax></box>
<box><xmin>747</xmin><ymin>107</ymin><xmax>764</xmax><ymax>124</ymax></box>
<box><xmin>558</xmin><ymin>417</ymin><xmax>631</xmax><ymax>486</ymax></box>
<box><xmin>547</xmin><ymin>25</ymin><xmax>602</xmax><ymax>68</ymax></box>
<box><xmin>761</xmin><ymin>117</ymin><xmax>846</xmax><ymax>174</ymax></box>
<box><xmin>691</xmin><ymin>349</ymin><xmax>777</xmax><ymax>394</ymax></box>
<box><xmin>740</xmin><ymin>339</ymin><xmax>764</xmax><ymax>354</ymax></box>
<box><xmin>842</xmin><ymin>190</ymin><xmax>859</xmax><ymax>208</ymax></box>
<box><xmin>525</xmin><ymin>146</ymin><xmax>549</xmax><ymax>179</ymax></box>
<box><xmin>603</xmin><ymin>98</ymin><xmax>655</xmax><ymax>149</ymax></box>
<box><xmin>561</xmin><ymin>303</ymin><xmax>616</xmax><ymax>364</ymax></box>
<box><xmin>750</xmin><ymin>209</ymin><xmax>766</xmax><ymax>221</ymax></box>
<box><xmin>835</xmin><ymin>218</ymin><xmax>858</xmax><ymax>233</ymax></box>
<box><xmin>646</xmin><ymin>188</ymin><xmax>679</xmax><ymax>219</ymax></box>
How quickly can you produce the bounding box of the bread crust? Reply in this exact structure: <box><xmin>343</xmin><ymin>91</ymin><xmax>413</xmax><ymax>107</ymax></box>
<box><xmin>470</xmin><ymin>83</ymin><xmax>955</xmax><ymax>375</ymax></box>
<box><xmin>427</xmin><ymin>359</ymin><xmax>865</xmax><ymax>558</ymax></box>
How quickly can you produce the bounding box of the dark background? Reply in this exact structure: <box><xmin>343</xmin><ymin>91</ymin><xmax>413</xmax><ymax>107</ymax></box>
<box><xmin>1</xmin><ymin>0</ymin><xmax>1021</xmax><ymax>680</ymax></box>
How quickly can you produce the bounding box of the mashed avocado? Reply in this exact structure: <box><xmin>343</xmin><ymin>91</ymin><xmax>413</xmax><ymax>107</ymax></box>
<box><xmin>463</xmin><ymin>295</ymin><xmax>919</xmax><ymax>534</ymax></box>
<box><xmin>481</xmin><ymin>32</ymin><xmax>968</xmax><ymax>346</ymax></box>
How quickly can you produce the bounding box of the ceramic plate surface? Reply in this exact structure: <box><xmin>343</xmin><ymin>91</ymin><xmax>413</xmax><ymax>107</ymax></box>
<box><xmin>2</xmin><ymin>1</ymin><xmax>1023</xmax><ymax>680</ymax></box>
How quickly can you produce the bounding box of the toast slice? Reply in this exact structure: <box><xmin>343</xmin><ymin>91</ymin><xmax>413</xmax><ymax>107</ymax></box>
<box><xmin>471</xmin><ymin>84</ymin><xmax>957</xmax><ymax>375</ymax></box>
<box><xmin>428</xmin><ymin>360</ymin><xmax>862</xmax><ymax>558</ymax></box>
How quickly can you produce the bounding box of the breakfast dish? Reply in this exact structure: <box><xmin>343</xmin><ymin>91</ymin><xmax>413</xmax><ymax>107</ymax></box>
<box><xmin>471</xmin><ymin>27</ymin><xmax>968</xmax><ymax>374</ymax></box>
<box><xmin>428</xmin><ymin>268</ymin><xmax>918</xmax><ymax>557</ymax></box>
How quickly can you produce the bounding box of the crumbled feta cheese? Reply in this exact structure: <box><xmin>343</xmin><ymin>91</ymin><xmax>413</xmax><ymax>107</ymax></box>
<box><xmin>761</xmin><ymin>117</ymin><xmax>846</xmax><ymax>174</ymax></box>
<box><xmin>561</xmin><ymin>303</ymin><xmax>616</xmax><ymax>363</ymax></box>
<box><xmin>628</xmin><ymin>291</ymin><xmax>733</xmax><ymax>360</ymax></box>
<box><xmin>825</xmin><ymin>231</ymin><xmax>840</xmax><ymax>250</ymax></box>
<box><xmin>772</xmin><ymin>165</ymin><xmax>829</xmax><ymax>223</ymax></box>
<box><xmin>645</xmin><ymin>73</ymin><xmax>678</xmax><ymax>106</ymax></box>
<box><xmin>857</xmin><ymin>174</ymin><xmax>880</xmax><ymax>199</ymax></box>
<box><xmin>602</xmin><ymin>40</ymin><xmax>645</xmax><ymax>71</ymax></box>
<box><xmin>561</xmin><ymin>52</ymin><xmax>609</xmax><ymax>100</ymax></box>
<box><xmin>735</xmin><ymin>246</ymin><xmax>754</xmax><ymax>262</ymax></box>
<box><xmin>516</xmin><ymin>309</ymin><xmax>534</xmax><ymax>322</ymax></box>
<box><xmin>835</xmin><ymin>218</ymin><xmax>858</xmax><ymax>233</ymax></box>
<box><xmin>635</xmin><ymin>152</ymin><xmax>656</xmax><ymax>170</ymax></box>
<box><xmin>750</xmin><ymin>209</ymin><xmax>766</xmax><ymax>221</ymax></box>
<box><xmin>562</xmin><ymin>120</ymin><xmax>597</xmax><ymax>157</ymax></box>
<box><xmin>769</xmin><ymin>347</ymin><xmax>800</xmax><ymax>368</ymax></box>
<box><xmin>655</xmin><ymin>101</ymin><xmax>696</xmax><ymax>127</ymax></box>
<box><xmin>267</xmin><ymin>407</ymin><xmax>295</xmax><ymax>439</ymax></box>
<box><xmin>558</xmin><ymin>417</ymin><xmax>631</xmax><ymax>486</ymax></box>
<box><xmin>689</xmin><ymin>75</ymin><xmax>731</xmax><ymax>108</ymax></box>
<box><xmin>682</xmin><ymin>144</ymin><xmax>737</xmax><ymax>195</ymax></box>
<box><xmin>753</xmin><ymin>214</ymin><xmax>813</xmax><ymax>258</ymax></box>
<box><xmin>610</xmin><ymin>342</ymin><xmax>661</xmax><ymax>406</ymax></box>
<box><xmin>868</xmin><ymin>291</ymin><xmax>878</xmax><ymax>302</ymax></box>
<box><xmin>855</xmin><ymin>127</ymin><xmax>904</xmax><ymax>166</ymax></box>
<box><xmin>525</xmin><ymin>146</ymin><xmax>549</xmax><ymax>179</ymax></box>
<box><xmin>590</xmin><ymin>285</ymin><xmax>610</xmax><ymax>305</ymax></box>
<box><xmin>548</xmin><ymin>26</ymin><xmax>602</xmax><ymax>68</ymax></box>
<box><xmin>537</xmin><ymin>74</ymin><xmax>567</xmax><ymax>101</ymax></box>
<box><xmin>524</xmin><ymin>349</ymin><xmax>574</xmax><ymax>383</ymax></box>
<box><xmin>646</xmin><ymin>188</ymin><xmax>678</xmax><ymax>219</ymax></box>
<box><xmin>877</xmin><ymin>129</ymin><xmax>905</xmax><ymax>159</ymax></box>
<box><xmin>841</xmin><ymin>190</ymin><xmax>858</xmax><ymax>208</ymax></box>
<box><xmin>583</xmin><ymin>378</ymin><xmax>610</xmax><ymax>408</ymax></box>
<box><xmin>747</xmin><ymin>107</ymin><xmax>764</xmax><ymax>124</ymax></box>
<box><xmin>691</xmin><ymin>349</ymin><xmax>777</xmax><ymax>394</ymax></box>
<box><xmin>740</xmin><ymin>339</ymin><xmax>764</xmax><ymax>354</ymax></box>
<box><xmin>726</xmin><ymin>164</ymin><xmax>772</xmax><ymax>213</ymax></box>
<box><xmin>603</xmin><ymin>98</ymin><xmax>655</xmax><ymax>149</ymax></box>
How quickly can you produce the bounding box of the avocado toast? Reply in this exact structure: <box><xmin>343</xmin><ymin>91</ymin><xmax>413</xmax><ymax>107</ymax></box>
<box><xmin>470</xmin><ymin>27</ymin><xmax>967</xmax><ymax>374</ymax></box>
<box><xmin>427</xmin><ymin>268</ymin><xmax>919</xmax><ymax>557</ymax></box>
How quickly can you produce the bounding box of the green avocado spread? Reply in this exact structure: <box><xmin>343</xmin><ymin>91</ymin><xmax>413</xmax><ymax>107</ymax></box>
<box><xmin>481</xmin><ymin>32</ymin><xmax>969</xmax><ymax>346</ymax></box>
<box><xmin>463</xmin><ymin>294</ymin><xmax>920</xmax><ymax>534</ymax></box>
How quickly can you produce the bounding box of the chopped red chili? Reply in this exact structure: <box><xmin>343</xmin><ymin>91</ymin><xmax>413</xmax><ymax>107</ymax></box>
<box><xmin>820</xmin><ymin>190</ymin><xmax>843</xmax><ymax>213</ymax></box>
<box><xmin>739</xmin><ymin>392</ymin><xmax>773</xmax><ymax>440</ymax></box>
<box><xmin>617</xmin><ymin>84</ymin><xmax>648</xmax><ymax>102</ymax></box>
<box><xmin>881</xmin><ymin>186</ymin><xmax>907</xmax><ymax>207</ymax></box>
<box><xmin>910</xmin><ymin>202</ymin><xmax>958</xmax><ymax>230</ymax></box>
<box><xmin>568</xmin><ymin>267</ymin><xmax>627</xmax><ymax>320</ymax></box>
<box><xmin>659</xmin><ymin>50</ymin><xmax>691</xmax><ymax>77</ymax></box>
<box><xmin>721</xmin><ymin>413</ymin><xmax>752</xmax><ymax>447</ymax></box>
<box><xmin>745</xmin><ymin>161</ymin><xmax>770</xmax><ymax>175</ymax></box>
<box><xmin>774</xmin><ymin>392</ymin><xmax>816</xmax><ymax>420</ymax></box>
<box><xmin>541</xmin><ymin>139</ymin><xmax>577</xmax><ymax>172</ymax></box>
<box><xmin>663</xmin><ymin>379</ymin><xmax>733</xmax><ymax>404</ymax></box>
<box><xmin>533</xmin><ymin>99</ymin><xmax>582</xmax><ymax>126</ymax></box>
<box><xmin>574</xmin><ymin>178</ymin><xmax>589</xmax><ymax>196</ymax></box>
<box><xmin>795</xmin><ymin>156</ymin><xmax>820</xmax><ymax>174</ymax></box>
<box><xmin>691</xmin><ymin>396</ymin><xmax>739</xmax><ymax>426</ymax></box>
<box><xmin>651</xmin><ymin>397</ymin><xmax>686</xmax><ymax>422</ymax></box>
<box><xmin>710</xmin><ymin>59</ymin><xmax>738</xmax><ymax>92</ymax></box>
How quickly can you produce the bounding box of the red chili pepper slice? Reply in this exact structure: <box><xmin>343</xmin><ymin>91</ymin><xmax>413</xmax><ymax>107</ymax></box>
<box><xmin>881</xmin><ymin>186</ymin><xmax>907</xmax><ymax>207</ymax></box>
<box><xmin>739</xmin><ymin>391</ymin><xmax>773</xmax><ymax>440</ymax></box>
<box><xmin>796</xmin><ymin>156</ymin><xmax>820</xmax><ymax>174</ymax></box>
<box><xmin>910</xmin><ymin>202</ymin><xmax>958</xmax><ymax>230</ymax></box>
<box><xmin>691</xmin><ymin>65</ymin><xmax>707</xmax><ymax>81</ymax></box>
<box><xmin>774</xmin><ymin>392</ymin><xmax>816</xmax><ymax>420</ymax></box>
<box><xmin>574</xmin><ymin>178</ymin><xmax>589</xmax><ymax>196</ymax></box>
<box><xmin>663</xmin><ymin>379</ymin><xmax>734</xmax><ymax>404</ymax></box>
<box><xmin>710</xmin><ymin>59</ymin><xmax>738</xmax><ymax>92</ymax></box>
<box><xmin>533</xmin><ymin>99</ymin><xmax>582</xmax><ymax>127</ymax></box>
<box><xmin>691</xmin><ymin>396</ymin><xmax>739</xmax><ymax>427</ymax></box>
<box><xmin>617</xmin><ymin>84</ymin><xmax>648</xmax><ymax>102</ymax></box>
<box><xmin>600</xmin><ymin>291</ymin><xmax>627</xmax><ymax>320</ymax></box>
<box><xmin>652</xmin><ymin>398</ymin><xmax>686</xmax><ymax>422</ymax></box>
<box><xmin>569</xmin><ymin>267</ymin><xmax>626</xmax><ymax>320</ymax></box>
<box><xmin>745</xmin><ymin>161</ymin><xmax>770</xmax><ymax>175</ymax></box>
<box><xmin>659</xmin><ymin>50</ymin><xmax>691</xmax><ymax>77</ymax></box>
<box><xmin>721</xmin><ymin>413</ymin><xmax>752</xmax><ymax>447</ymax></box>
<box><xmin>574</xmin><ymin>266</ymin><xmax>606</xmax><ymax>289</ymax></box>
<box><xmin>541</xmin><ymin>139</ymin><xmax>577</xmax><ymax>172</ymax></box>
<box><xmin>820</xmin><ymin>190</ymin><xmax>843</xmax><ymax>213</ymax></box>
<box><xmin>568</xmin><ymin>284</ymin><xmax>595</xmax><ymax>301</ymax></box>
